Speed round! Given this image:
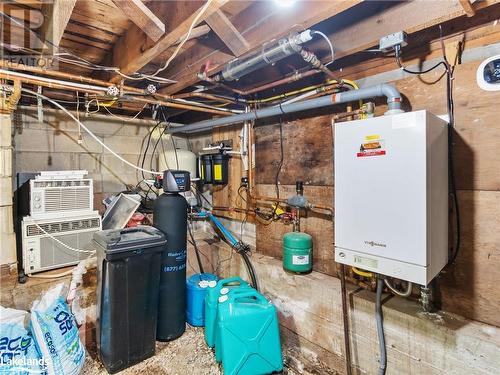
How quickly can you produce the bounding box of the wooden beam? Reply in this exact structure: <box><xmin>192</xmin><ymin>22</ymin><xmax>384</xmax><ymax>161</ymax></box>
<box><xmin>110</xmin><ymin>0</ymin><xmax>229</xmax><ymax>84</ymax></box>
<box><xmin>159</xmin><ymin>0</ymin><xmax>475</xmax><ymax>95</ymax></box>
<box><xmin>206</xmin><ymin>9</ymin><xmax>250</xmax><ymax>56</ymax></box>
<box><xmin>111</xmin><ymin>0</ymin><xmax>165</xmax><ymax>42</ymax></box>
<box><xmin>159</xmin><ymin>0</ymin><xmax>364</xmax><ymax>94</ymax></box>
<box><xmin>0</xmin><ymin>3</ymin><xmax>44</xmax><ymax>29</ymax></box>
<box><xmin>39</xmin><ymin>0</ymin><xmax>77</xmax><ymax>48</ymax></box>
<box><xmin>459</xmin><ymin>0</ymin><xmax>476</xmax><ymax>17</ymax></box>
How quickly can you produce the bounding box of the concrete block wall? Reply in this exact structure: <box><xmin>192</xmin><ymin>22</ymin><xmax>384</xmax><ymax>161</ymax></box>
<box><xmin>1</xmin><ymin>106</ymin><xmax>195</xmax><ymax>267</ymax></box>
<box><xmin>0</xmin><ymin>113</ymin><xmax>16</xmax><ymax>266</ymax></box>
<box><xmin>13</xmin><ymin>107</ymin><xmax>189</xmax><ymax>213</ymax></box>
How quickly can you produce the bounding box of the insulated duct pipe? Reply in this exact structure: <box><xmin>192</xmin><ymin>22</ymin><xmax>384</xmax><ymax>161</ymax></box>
<box><xmin>167</xmin><ymin>83</ymin><xmax>402</xmax><ymax>134</ymax></box>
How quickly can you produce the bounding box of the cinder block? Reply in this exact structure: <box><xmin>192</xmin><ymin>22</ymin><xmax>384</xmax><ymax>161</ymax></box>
<box><xmin>0</xmin><ymin>114</ymin><xmax>12</xmax><ymax>148</ymax></box>
<box><xmin>0</xmin><ymin>205</ymin><xmax>14</xmax><ymax>233</ymax></box>
<box><xmin>78</xmin><ymin>153</ymin><xmax>101</xmax><ymax>174</ymax></box>
<box><xmin>14</xmin><ymin>129</ymin><xmax>55</xmax><ymax>152</ymax></box>
<box><xmin>14</xmin><ymin>151</ymin><xmax>75</xmax><ymax>172</ymax></box>
<box><xmin>0</xmin><ymin>149</ymin><xmax>12</xmax><ymax>177</ymax></box>
<box><xmin>101</xmin><ymin>135</ymin><xmax>144</xmax><ymax>155</ymax></box>
<box><xmin>0</xmin><ymin>232</ymin><xmax>16</xmax><ymax>265</ymax></box>
<box><xmin>54</xmin><ymin>131</ymin><xmax>102</xmax><ymax>153</ymax></box>
<box><xmin>0</xmin><ymin>177</ymin><xmax>13</xmax><ymax>207</ymax></box>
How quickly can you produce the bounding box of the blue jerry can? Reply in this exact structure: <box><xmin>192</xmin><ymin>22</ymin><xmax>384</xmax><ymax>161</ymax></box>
<box><xmin>204</xmin><ymin>276</ymin><xmax>250</xmax><ymax>347</ymax></box>
<box><xmin>186</xmin><ymin>273</ymin><xmax>218</xmax><ymax>327</ymax></box>
<box><xmin>217</xmin><ymin>290</ymin><xmax>283</xmax><ymax>375</ymax></box>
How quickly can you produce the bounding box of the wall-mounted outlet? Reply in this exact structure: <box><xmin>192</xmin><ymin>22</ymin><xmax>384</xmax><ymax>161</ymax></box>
<box><xmin>379</xmin><ymin>31</ymin><xmax>408</xmax><ymax>52</ymax></box>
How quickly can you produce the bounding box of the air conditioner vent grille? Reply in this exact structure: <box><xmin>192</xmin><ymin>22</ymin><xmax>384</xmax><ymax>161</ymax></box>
<box><xmin>44</xmin><ymin>187</ymin><xmax>91</xmax><ymax>212</ymax></box>
<box><xmin>34</xmin><ymin>180</ymin><xmax>90</xmax><ymax>188</ymax></box>
<box><xmin>26</xmin><ymin>218</ymin><xmax>101</xmax><ymax>236</ymax></box>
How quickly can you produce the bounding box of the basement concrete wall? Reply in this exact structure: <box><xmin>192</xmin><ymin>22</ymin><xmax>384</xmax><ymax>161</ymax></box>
<box><xmin>2</xmin><ymin>107</ymin><xmax>192</xmax><ymax>267</ymax></box>
<box><xmin>0</xmin><ymin>113</ymin><xmax>16</xmax><ymax>266</ymax></box>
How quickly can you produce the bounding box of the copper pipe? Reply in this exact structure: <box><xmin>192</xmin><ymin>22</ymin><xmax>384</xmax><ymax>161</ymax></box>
<box><xmin>1</xmin><ymin>60</ymin><xmax>236</xmax><ymax>114</ymax></box>
<box><xmin>201</xmin><ymin>69</ymin><xmax>321</xmax><ymax>97</ymax></box>
<box><xmin>339</xmin><ymin>264</ymin><xmax>353</xmax><ymax>375</ymax></box>
<box><xmin>0</xmin><ymin>70</ymin><xmax>233</xmax><ymax>116</ymax></box>
<box><xmin>172</xmin><ymin>92</ymin><xmax>237</xmax><ymax>105</ymax></box>
<box><xmin>129</xmin><ymin>96</ymin><xmax>231</xmax><ymax>116</ymax></box>
<box><xmin>0</xmin><ymin>60</ymin><xmax>148</xmax><ymax>96</ymax></box>
<box><xmin>211</xmin><ymin>206</ymin><xmax>255</xmax><ymax>215</ymax></box>
<box><xmin>0</xmin><ymin>72</ymin><xmax>103</xmax><ymax>95</ymax></box>
<box><xmin>243</xmin><ymin>69</ymin><xmax>321</xmax><ymax>95</ymax></box>
<box><xmin>251</xmin><ymin>194</ymin><xmax>333</xmax><ymax>214</ymax></box>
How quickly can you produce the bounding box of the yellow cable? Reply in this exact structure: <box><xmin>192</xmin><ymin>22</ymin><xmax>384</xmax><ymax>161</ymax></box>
<box><xmin>352</xmin><ymin>267</ymin><xmax>373</xmax><ymax>278</ymax></box>
<box><xmin>246</xmin><ymin>78</ymin><xmax>359</xmax><ymax>104</ymax></box>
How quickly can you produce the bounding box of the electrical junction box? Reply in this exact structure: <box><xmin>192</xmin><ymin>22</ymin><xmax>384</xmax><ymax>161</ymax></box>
<box><xmin>334</xmin><ymin>110</ymin><xmax>448</xmax><ymax>285</ymax></box>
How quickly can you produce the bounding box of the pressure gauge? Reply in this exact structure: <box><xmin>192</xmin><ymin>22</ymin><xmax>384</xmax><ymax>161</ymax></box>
<box><xmin>476</xmin><ymin>55</ymin><xmax>500</xmax><ymax>91</ymax></box>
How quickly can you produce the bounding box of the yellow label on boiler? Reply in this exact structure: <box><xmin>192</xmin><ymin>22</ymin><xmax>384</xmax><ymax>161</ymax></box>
<box><xmin>365</xmin><ymin>134</ymin><xmax>381</xmax><ymax>141</ymax></box>
<box><xmin>214</xmin><ymin>164</ymin><xmax>222</xmax><ymax>181</ymax></box>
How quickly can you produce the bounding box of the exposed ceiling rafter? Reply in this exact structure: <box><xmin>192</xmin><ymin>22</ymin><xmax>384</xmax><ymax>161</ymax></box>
<box><xmin>109</xmin><ymin>0</ymin><xmax>229</xmax><ymax>84</ymax></box>
<box><xmin>111</xmin><ymin>0</ymin><xmax>165</xmax><ymax>42</ymax></box>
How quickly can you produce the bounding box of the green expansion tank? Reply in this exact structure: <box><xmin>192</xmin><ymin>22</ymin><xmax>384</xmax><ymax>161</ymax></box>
<box><xmin>283</xmin><ymin>232</ymin><xmax>313</xmax><ymax>273</ymax></box>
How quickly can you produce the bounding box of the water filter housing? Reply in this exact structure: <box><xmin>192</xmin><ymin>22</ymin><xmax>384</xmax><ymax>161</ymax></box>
<box><xmin>334</xmin><ymin>110</ymin><xmax>448</xmax><ymax>285</ymax></box>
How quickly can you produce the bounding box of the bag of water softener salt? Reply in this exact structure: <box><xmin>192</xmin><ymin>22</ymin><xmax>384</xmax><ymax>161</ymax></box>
<box><xmin>0</xmin><ymin>306</ymin><xmax>45</xmax><ymax>374</ymax></box>
<box><xmin>30</xmin><ymin>284</ymin><xmax>85</xmax><ymax>375</ymax></box>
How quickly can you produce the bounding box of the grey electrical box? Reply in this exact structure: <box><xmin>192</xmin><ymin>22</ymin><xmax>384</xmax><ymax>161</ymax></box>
<box><xmin>379</xmin><ymin>31</ymin><xmax>408</xmax><ymax>52</ymax></box>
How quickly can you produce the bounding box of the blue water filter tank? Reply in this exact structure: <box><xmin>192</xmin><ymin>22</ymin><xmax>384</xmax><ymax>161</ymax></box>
<box><xmin>186</xmin><ymin>273</ymin><xmax>218</xmax><ymax>326</ymax></box>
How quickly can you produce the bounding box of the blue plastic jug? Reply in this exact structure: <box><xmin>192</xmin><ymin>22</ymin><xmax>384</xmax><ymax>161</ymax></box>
<box><xmin>217</xmin><ymin>290</ymin><xmax>283</xmax><ymax>375</ymax></box>
<box><xmin>186</xmin><ymin>273</ymin><xmax>218</xmax><ymax>327</ymax></box>
<box><xmin>204</xmin><ymin>276</ymin><xmax>250</xmax><ymax>347</ymax></box>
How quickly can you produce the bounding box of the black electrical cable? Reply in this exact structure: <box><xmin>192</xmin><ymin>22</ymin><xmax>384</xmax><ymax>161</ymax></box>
<box><xmin>240</xmin><ymin>251</ymin><xmax>259</xmax><ymax>291</ymax></box>
<box><xmin>375</xmin><ymin>278</ymin><xmax>386</xmax><ymax>375</ymax></box>
<box><xmin>188</xmin><ymin>220</ymin><xmax>205</xmax><ymax>274</ymax></box>
<box><xmin>393</xmin><ymin>28</ymin><xmax>460</xmax><ymax>266</ymax></box>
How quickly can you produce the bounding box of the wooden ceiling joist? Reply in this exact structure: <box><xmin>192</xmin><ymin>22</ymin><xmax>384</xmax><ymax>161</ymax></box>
<box><xmin>40</xmin><ymin>0</ymin><xmax>77</xmax><ymax>48</ymax></box>
<box><xmin>110</xmin><ymin>0</ymin><xmax>229</xmax><ymax>84</ymax></box>
<box><xmin>206</xmin><ymin>10</ymin><xmax>250</xmax><ymax>57</ymax></box>
<box><xmin>158</xmin><ymin>0</ymin><xmax>476</xmax><ymax>95</ymax></box>
<box><xmin>459</xmin><ymin>0</ymin><xmax>476</xmax><ymax>17</ymax></box>
<box><xmin>111</xmin><ymin>0</ymin><xmax>165</xmax><ymax>42</ymax></box>
<box><xmin>158</xmin><ymin>0</ymin><xmax>364</xmax><ymax>94</ymax></box>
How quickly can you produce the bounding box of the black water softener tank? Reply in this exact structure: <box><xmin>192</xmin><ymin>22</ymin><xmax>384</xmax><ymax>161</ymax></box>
<box><xmin>154</xmin><ymin>170</ymin><xmax>189</xmax><ymax>341</ymax></box>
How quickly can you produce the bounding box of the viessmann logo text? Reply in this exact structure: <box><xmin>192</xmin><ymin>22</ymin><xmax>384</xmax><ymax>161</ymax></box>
<box><xmin>364</xmin><ymin>240</ymin><xmax>387</xmax><ymax>248</ymax></box>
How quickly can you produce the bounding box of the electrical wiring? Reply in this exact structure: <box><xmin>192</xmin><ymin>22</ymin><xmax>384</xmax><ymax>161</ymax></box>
<box><xmin>28</xmin><ymin>220</ymin><xmax>96</xmax><ymax>254</ymax></box>
<box><xmin>23</xmin><ymin>88</ymin><xmax>162</xmax><ymax>175</ymax></box>
<box><xmin>393</xmin><ymin>26</ymin><xmax>460</xmax><ymax>266</ymax></box>
<box><xmin>0</xmin><ymin>11</ymin><xmax>175</xmax><ymax>84</ymax></box>
<box><xmin>148</xmin><ymin>0</ymin><xmax>214</xmax><ymax>77</ymax></box>
<box><xmin>311</xmin><ymin>30</ymin><xmax>335</xmax><ymax>65</ymax></box>
<box><xmin>102</xmin><ymin>103</ymin><xmax>148</xmax><ymax>122</ymax></box>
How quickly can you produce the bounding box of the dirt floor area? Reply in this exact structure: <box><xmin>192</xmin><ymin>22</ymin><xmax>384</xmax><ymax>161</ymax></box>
<box><xmin>82</xmin><ymin>325</ymin><xmax>299</xmax><ymax>375</ymax></box>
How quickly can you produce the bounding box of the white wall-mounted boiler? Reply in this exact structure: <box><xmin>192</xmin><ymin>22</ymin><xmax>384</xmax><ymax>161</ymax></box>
<box><xmin>334</xmin><ymin>110</ymin><xmax>448</xmax><ymax>285</ymax></box>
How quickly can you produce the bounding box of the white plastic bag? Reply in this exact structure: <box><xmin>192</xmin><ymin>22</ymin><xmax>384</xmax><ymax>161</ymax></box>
<box><xmin>30</xmin><ymin>284</ymin><xmax>84</xmax><ymax>375</ymax></box>
<box><xmin>0</xmin><ymin>306</ymin><xmax>45</xmax><ymax>374</ymax></box>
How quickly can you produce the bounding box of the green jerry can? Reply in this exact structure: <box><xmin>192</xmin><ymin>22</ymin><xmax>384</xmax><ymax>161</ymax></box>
<box><xmin>204</xmin><ymin>276</ymin><xmax>250</xmax><ymax>347</ymax></box>
<box><xmin>283</xmin><ymin>232</ymin><xmax>313</xmax><ymax>273</ymax></box>
<box><xmin>217</xmin><ymin>290</ymin><xmax>283</xmax><ymax>375</ymax></box>
<box><xmin>214</xmin><ymin>288</ymin><xmax>257</xmax><ymax>363</ymax></box>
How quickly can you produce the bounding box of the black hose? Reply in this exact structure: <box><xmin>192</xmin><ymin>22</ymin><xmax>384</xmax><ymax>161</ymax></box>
<box><xmin>376</xmin><ymin>278</ymin><xmax>387</xmax><ymax>375</ymax></box>
<box><xmin>239</xmin><ymin>250</ymin><xmax>259</xmax><ymax>292</ymax></box>
<box><xmin>188</xmin><ymin>221</ymin><xmax>204</xmax><ymax>274</ymax></box>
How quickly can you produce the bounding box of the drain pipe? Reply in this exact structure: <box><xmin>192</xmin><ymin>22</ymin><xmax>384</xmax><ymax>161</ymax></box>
<box><xmin>167</xmin><ymin>83</ymin><xmax>402</xmax><ymax>134</ymax></box>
